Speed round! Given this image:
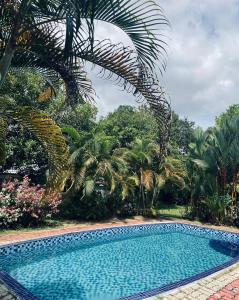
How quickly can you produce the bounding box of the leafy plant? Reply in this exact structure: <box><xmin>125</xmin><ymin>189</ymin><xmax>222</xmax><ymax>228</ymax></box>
<box><xmin>203</xmin><ymin>194</ymin><xmax>232</xmax><ymax>224</ymax></box>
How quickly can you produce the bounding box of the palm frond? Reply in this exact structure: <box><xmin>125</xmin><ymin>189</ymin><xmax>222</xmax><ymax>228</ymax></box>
<box><xmin>83</xmin><ymin>155</ymin><xmax>96</xmax><ymax>168</ymax></box>
<box><xmin>0</xmin><ymin>27</ymin><xmax>95</xmax><ymax>106</ymax></box>
<box><xmin>128</xmin><ymin>175</ymin><xmax>140</xmax><ymax>186</ymax></box>
<box><xmin>143</xmin><ymin>169</ymin><xmax>154</xmax><ymax>190</ymax></box>
<box><xmin>121</xmin><ymin>182</ymin><xmax>129</xmax><ymax>200</ymax></box>
<box><xmin>155</xmin><ymin>174</ymin><xmax>165</xmax><ymax>189</ymax></box>
<box><xmin>1</xmin><ymin>103</ymin><xmax>69</xmax><ymax>190</ymax></box>
<box><xmin>191</xmin><ymin>159</ymin><xmax>209</xmax><ymax>170</ymax></box>
<box><xmin>75</xmin><ymin>166</ymin><xmax>87</xmax><ymax>190</ymax></box>
<box><xmin>38</xmin><ymin>86</ymin><xmax>55</xmax><ymax>102</ymax></box>
<box><xmin>62</xmin><ymin>126</ymin><xmax>81</xmax><ymax>144</ymax></box>
<box><xmin>75</xmin><ymin>40</ymin><xmax>171</xmax><ymax>150</ymax></box>
<box><xmin>84</xmin><ymin>178</ymin><xmax>95</xmax><ymax>196</ymax></box>
<box><xmin>56</xmin><ymin>0</ymin><xmax>169</xmax><ymax>70</ymax></box>
<box><xmin>110</xmin><ymin>176</ymin><xmax>116</xmax><ymax>193</ymax></box>
<box><xmin>26</xmin><ymin>0</ymin><xmax>169</xmax><ymax>70</ymax></box>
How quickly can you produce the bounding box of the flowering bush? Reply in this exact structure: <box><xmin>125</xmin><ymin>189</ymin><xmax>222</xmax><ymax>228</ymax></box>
<box><xmin>0</xmin><ymin>176</ymin><xmax>61</xmax><ymax>228</ymax></box>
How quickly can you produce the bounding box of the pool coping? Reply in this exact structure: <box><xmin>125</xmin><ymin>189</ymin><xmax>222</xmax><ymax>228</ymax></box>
<box><xmin>1</xmin><ymin>221</ymin><xmax>239</xmax><ymax>300</ymax></box>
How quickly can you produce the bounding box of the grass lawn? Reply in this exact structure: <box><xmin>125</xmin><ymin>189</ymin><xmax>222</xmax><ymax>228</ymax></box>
<box><xmin>158</xmin><ymin>203</ymin><xmax>187</xmax><ymax>219</ymax></box>
<box><xmin>0</xmin><ymin>219</ymin><xmax>86</xmax><ymax>236</ymax></box>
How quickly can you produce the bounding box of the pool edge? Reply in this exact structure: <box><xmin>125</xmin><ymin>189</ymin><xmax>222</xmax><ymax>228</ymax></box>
<box><xmin>0</xmin><ymin>270</ymin><xmax>39</xmax><ymax>300</ymax></box>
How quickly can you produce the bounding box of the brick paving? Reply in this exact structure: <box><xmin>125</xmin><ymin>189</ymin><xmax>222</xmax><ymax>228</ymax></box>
<box><xmin>160</xmin><ymin>263</ymin><xmax>239</xmax><ymax>300</ymax></box>
<box><xmin>209</xmin><ymin>278</ymin><xmax>239</xmax><ymax>300</ymax></box>
<box><xmin>1</xmin><ymin>218</ymin><xmax>239</xmax><ymax>300</ymax></box>
<box><xmin>0</xmin><ymin>281</ymin><xmax>18</xmax><ymax>300</ymax></box>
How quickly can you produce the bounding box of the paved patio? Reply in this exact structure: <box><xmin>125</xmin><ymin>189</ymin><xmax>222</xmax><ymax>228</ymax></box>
<box><xmin>1</xmin><ymin>218</ymin><xmax>239</xmax><ymax>300</ymax></box>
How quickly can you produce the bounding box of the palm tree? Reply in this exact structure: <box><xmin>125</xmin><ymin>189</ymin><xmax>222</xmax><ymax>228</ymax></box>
<box><xmin>0</xmin><ymin>0</ymin><xmax>171</xmax><ymax>189</ymax></box>
<box><xmin>187</xmin><ymin>121</ymin><xmax>239</xmax><ymax>220</ymax></box>
<box><xmin>116</xmin><ymin>138</ymin><xmax>163</xmax><ymax>211</ymax></box>
<box><xmin>209</xmin><ymin>117</ymin><xmax>239</xmax><ymax>203</ymax></box>
<box><xmin>227</xmin><ymin>117</ymin><xmax>239</xmax><ymax>203</ymax></box>
<box><xmin>66</xmin><ymin>133</ymin><xmax>128</xmax><ymax>199</ymax></box>
<box><xmin>186</xmin><ymin>128</ymin><xmax>209</xmax><ymax>216</ymax></box>
<box><xmin>161</xmin><ymin>156</ymin><xmax>186</xmax><ymax>189</ymax></box>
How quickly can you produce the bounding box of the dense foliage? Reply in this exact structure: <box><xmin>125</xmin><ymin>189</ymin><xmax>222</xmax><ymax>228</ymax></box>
<box><xmin>57</xmin><ymin>105</ymin><xmax>190</xmax><ymax>220</ymax></box>
<box><xmin>186</xmin><ymin>112</ymin><xmax>239</xmax><ymax>225</ymax></box>
<box><xmin>0</xmin><ymin>71</ymin><xmax>194</xmax><ymax>225</ymax></box>
<box><xmin>0</xmin><ymin>71</ymin><xmax>48</xmax><ymax>177</ymax></box>
<box><xmin>5</xmin><ymin>69</ymin><xmax>239</xmax><ymax>228</ymax></box>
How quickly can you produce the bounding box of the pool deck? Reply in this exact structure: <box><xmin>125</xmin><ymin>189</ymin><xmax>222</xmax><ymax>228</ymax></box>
<box><xmin>1</xmin><ymin>217</ymin><xmax>239</xmax><ymax>300</ymax></box>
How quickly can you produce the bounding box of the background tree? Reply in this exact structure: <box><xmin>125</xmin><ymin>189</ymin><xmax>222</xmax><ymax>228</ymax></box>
<box><xmin>98</xmin><ymin>105</ymin><xmax>159</xmax><ymax>147</ymax></box>
<box><xmin>169</xmin><ymin>112</ymin><xmax>195</xmax><ymax>155</ymax></box>
<box><xmin>216</xmin><ymin>104</ymin><xmax>239</xmax><ymax>127</ymax></box>
<box><xmin>0</xmin><ymin>71</ymin><xmax>48</xmax><ymax>179</ymax></box>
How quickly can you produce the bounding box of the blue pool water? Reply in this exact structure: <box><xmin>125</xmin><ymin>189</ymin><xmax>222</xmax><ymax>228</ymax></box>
<box><xmin>1</xmin><ymin>224</ymin><xmax>239</xmax><ymax>300</ymax></box>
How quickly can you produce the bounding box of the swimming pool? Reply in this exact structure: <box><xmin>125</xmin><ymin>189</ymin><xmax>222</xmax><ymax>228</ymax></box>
<box><xmin>1</xmin><ymin>223</ymin><xmax>239</xmax><ymax>300</ymax></box>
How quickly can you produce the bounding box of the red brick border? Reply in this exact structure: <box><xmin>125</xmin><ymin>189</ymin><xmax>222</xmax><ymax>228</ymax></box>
<box><xmin>209</xmin><ymin>279</ymin><xmax>239</xmax><ymax>299</ymax></box>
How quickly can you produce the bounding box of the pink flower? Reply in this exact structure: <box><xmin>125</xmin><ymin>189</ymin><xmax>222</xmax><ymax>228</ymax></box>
<box><xmin>0</xmin><ymin>176</ymin><xmax>62</xmax><ymax>227</ymax></box>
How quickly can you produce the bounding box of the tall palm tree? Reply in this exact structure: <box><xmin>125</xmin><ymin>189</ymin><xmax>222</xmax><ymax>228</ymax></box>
<box><xmin>208</xmin><ymin>117</ymin><xmax>239</xmax><ymax>202</ymax></box>
<box><xmin>227</xmin><ymin>117</ymin><xmax>239</xmax><ymax>203</ymax></box>
<box><xmin>187</xmin><ymin>121</ymin><xmax>239</xmax><ymax>218</ymax></box>
<box><xmin>186</xmin><ymin>128</ymin><xmax>209</xmax><ymax>215</ymax></box>
<box><xmin>0</xmin><ymin>0</ymin><xmax>171</xmax><ymax>189</ymax></box>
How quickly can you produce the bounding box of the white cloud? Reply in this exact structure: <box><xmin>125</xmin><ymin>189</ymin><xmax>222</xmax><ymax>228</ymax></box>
<box><xmin>88</xmin><ymin>0</ymin><xmax>239</xmax><ymax>129</ymax></box>
<box><xmin>160</xmin><ymin>0</ymin><xmax>239</xmax><ymax>128</ymax></box>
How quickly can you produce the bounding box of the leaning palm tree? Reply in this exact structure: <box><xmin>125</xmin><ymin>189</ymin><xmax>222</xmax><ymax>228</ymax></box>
<box><xmin>0</xmin><ymin>0</ymin><xmax>171</xmax><ymax>189</ymax></box>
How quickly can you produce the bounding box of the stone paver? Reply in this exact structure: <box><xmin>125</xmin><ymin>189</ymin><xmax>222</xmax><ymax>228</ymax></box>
<box><xmin>0</xmin><ymin>281</ymin><xmax>18</xmax><ymax>300</ymax></box>
<box><xmin>161</xmin><ymin>264</ymin><xmax>239</xmax><ymax>300</ymax></box>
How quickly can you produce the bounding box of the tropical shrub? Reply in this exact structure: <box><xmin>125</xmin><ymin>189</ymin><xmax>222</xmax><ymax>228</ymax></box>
<box><xmin>203</xmin><ymin>194</ymin><xmax>233</xmax><ymax>224</ymax></box>
<box><xmin>0</xmin><ymin>176</ymin><xmax>61</xmax><ymax>228</ymax></box>
<box><xmin>59</xmin><ymin>191</ymin><xmax>112</xmax><ymax>221</ymax></box>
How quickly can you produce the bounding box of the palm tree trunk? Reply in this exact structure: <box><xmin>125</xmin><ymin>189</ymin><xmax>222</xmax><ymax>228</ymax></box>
<box><xmin>189</xmin><ymin>177</ymin><xmax>193</xmax><ymax>207</ymax></box>
<box><xmin>232</xmin><ymin>166</ymin><xmax>238</xmax><ymax>207</ymax></box>
<box><xmin>221</xmin><ymin>167</ymin><xmax>227</xmax><ymax>194</ymax></box>
<box><xmin>0</xmin><ymin>43</ymin><xmax>16</xmax><ymax>88</ymax></box>
<box><xmin>0</xmin><ymin>0</ymin><xmax>32</xmax><ymax>88</ymax></box>
<box><xmin>140</xmin><ymin>168</ymin><xmax>146</xmax><ymax>213</ymax></box>
<box><xmin>151</xmin><ymin>187</ymin><xmax>157</xmax><ymax>208</ymax></box>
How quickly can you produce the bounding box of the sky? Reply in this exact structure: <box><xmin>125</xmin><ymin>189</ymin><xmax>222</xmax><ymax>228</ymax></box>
<box><xmin>90</xmin><ymin>0</ymin><xmax>239</xmax><ymax>129</ymax></box>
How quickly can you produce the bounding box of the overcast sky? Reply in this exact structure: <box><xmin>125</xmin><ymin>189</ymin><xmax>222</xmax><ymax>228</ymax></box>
<box><xmin>90</xmin><ymin>0</ymin><xmax>239</xmax><ymax>129</ymax></box>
